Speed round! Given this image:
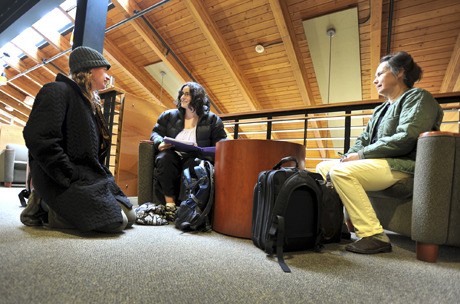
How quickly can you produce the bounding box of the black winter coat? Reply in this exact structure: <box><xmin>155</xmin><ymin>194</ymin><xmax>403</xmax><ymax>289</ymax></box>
<box><xmin>23</xmin><ymin>74</ymin><xmax>132</xmax><ymax>231</ymax></box>
<box><xmin>150</xmin><ymin>108</ymin><xmax>227</xmax><ymax>152</ymax></box>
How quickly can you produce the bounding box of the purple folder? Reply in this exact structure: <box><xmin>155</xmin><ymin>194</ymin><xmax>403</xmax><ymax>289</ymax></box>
<box><xmin>163</xmin><ymin>137</ymin><xmax>216</xmax><ymax>156</ymax></box>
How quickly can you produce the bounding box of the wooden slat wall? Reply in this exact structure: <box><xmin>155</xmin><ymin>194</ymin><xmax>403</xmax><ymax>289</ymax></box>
<box><xmin>115</xmin><ymin>91</ymin><xmax>166</xmax><ymax>196</ymax></box>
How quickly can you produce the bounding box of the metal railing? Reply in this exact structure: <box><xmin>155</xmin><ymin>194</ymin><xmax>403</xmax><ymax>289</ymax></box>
<box><xmin>219</xmin><ymin>92</ymin><xmax>460</xmax><ymax>170</ymax></box>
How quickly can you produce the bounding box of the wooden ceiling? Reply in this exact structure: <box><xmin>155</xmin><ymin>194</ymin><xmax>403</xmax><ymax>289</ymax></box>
<box><xmin>1</xmin><ymin>0</ymin><xmax>459</xmax><ymax>127</ymax></box>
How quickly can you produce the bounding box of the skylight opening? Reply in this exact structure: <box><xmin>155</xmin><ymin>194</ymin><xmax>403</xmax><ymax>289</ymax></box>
<box><xmin>34</xmin><ymin>7</ymin><xmax>73</xmax><ymax>35</ymax></box>
<box><xmin>0</xmin><ymin>42</ymin><xmax>24</xmax><ymax>64</ymax></box>
<box><xmin>12</xmin><ymin>28</ymin><xmax>44</xmax><ymax>49</ymax></box>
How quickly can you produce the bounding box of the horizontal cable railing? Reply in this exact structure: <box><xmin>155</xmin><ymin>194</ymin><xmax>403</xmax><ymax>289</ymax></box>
<box><xmin>219</xmin><ymin>92</ymin><xmax>460</xmax><ymax>171</ymax></box>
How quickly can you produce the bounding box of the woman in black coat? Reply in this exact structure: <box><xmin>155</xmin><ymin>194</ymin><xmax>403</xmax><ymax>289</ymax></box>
<box><xmin>22</xmin><ymin>46</ymin><xmax>135</xmax><ymax>233</ymax></box>
<box><xmin>150</xmin><ymin>82</ymin><xmax>227</xmax><ymax>219</ymax></box>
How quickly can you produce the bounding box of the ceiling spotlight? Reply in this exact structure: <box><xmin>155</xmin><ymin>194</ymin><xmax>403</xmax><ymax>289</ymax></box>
<box><xmin>255</xmin><ymin>44</ymin><xmax>265</xmax><ymax>54</ymax></box>
<box><xmin>5</xmin><ymin>105</ymin><xmax>14</xmax><ymax>112</ymax></box>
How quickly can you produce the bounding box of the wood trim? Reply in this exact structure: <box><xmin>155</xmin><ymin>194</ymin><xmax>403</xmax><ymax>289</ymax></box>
<box><xmin>419</xmin><ymin>131</ymin><xmax>460</xmax><ymax>138</ymax></box>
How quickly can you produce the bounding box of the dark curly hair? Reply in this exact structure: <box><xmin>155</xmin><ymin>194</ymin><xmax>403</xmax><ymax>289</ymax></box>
<box><xmin>380</xmin><ymin>51</ymin><xmax>423</xmax><ymax>88</ymax></box>
<box><xmin>176</xmin><ymin>82</ymin><xmax>210</xmax><ymax>117</ymax></box>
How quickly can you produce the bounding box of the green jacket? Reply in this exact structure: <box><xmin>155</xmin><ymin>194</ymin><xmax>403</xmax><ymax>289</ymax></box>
<box><xmin>347</xmin><ymin>88</ymin><xmax>443</xmax><ymax>174</ymax></box>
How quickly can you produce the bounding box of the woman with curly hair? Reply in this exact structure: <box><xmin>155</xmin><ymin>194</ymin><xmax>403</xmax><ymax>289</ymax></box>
<box><xmin>150</xmin><ymin>82</ymin><xmax>227</xmax><ymax>218</ymax></box>
<box><xmin>22</xmin><ymin>46</ymin><xmax>135</xmax><ymax>233</ymax></box>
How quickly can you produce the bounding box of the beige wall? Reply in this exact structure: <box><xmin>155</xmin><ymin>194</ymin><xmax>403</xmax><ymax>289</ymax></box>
<box><xmin>0</xmin><ymin>124</ymin><xmax>25</xmax><ymax>149</ymax></box>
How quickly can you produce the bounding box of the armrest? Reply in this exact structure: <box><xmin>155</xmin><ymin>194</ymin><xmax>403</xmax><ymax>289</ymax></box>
<box><xmin>412</xmin><ymin>131</ymin><xmax>457</xmax><ymax>244</ymax></box>
<box><xmin>138</xmin><ymin>140</ymin><xmax>155</xmax><ymax>205</ymax></box>
<box><xmin>0</xmin><ymin>149</ymin><xmax>15</xmax><ymax>182</ymax></box>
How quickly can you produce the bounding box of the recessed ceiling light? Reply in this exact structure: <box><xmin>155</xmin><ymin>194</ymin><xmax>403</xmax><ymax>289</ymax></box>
<box><xmin>5</xmin><ymin>105</ymin><xmax>14</xmax><ymax>112</ymax></box>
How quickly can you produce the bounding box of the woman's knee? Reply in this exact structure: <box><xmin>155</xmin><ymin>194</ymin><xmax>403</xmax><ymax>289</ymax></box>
<box><xmin>156</xmin><ymin>150</ymin><xmax>179</xmax><ymax>166</ymax></box>
<box><xmin>316</xmin><ymin>160</ymin><xmax>338</xmax><ymax>179</ymax></box>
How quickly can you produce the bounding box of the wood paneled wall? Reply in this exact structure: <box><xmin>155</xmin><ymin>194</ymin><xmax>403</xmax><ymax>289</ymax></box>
<box><xmin>115</xmin><ymin>92</ymin><xmax>166</xmax><ymax>196</ymax></box>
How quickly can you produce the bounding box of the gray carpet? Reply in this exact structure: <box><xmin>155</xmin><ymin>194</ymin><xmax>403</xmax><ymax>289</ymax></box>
<box><xmin>1</xmin><ymin>187</ymin><xmax>460</xmax><ymax>304</ymax></box>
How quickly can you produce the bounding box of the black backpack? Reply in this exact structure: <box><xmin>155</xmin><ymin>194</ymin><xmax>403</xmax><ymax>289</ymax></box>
<box><xmin>252</xmin><ymin>157</ymin><xmax>323</xmax><ymax>272</ymax></box>
<box><xmin>175</xmin><ymin>159</ymin><xmax>214</xmax><ymax>232</ymax></box>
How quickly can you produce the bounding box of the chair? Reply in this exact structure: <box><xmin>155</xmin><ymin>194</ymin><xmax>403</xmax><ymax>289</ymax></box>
<box><xmin>137</xmin><ymin>140</ymin><xmax>201</xmax><ymax>206</ymax></box>
<box><xmin>0</xmin><ymin>143</ymin><xmax>28</xmax><ymax>187</ymax></box>
<box><xmin>367</xmin><ymin>131</ymin><xmax>460</xmax><ymax>263</ymax></box>
<box><xmin>138</xmin><ymin>140</ymin><xmax>160</xmax><ymax>206</ymax></box>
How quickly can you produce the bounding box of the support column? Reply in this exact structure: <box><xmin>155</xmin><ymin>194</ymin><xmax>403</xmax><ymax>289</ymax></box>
<box><xmin>73</xmin><ymin>0</ymin><xmax>108</xmax><ymax>52</ymax></box>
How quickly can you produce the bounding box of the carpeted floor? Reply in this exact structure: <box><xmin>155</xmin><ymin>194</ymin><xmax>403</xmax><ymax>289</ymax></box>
<box><xmin>1</xmin><ymin>187</ymin><xmax>460</xmax><ymax>304</ymax></box>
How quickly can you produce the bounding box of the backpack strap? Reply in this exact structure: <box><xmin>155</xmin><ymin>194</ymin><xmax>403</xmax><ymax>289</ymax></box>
<box><xmin>189</xmin><ymin>160</ymin><xmax>215</xmax><ymax>231</ymax></box>
<box><xmin>275</xmin><ymin>215</ymin><xmax>291</xmax><ymax>273</ymax></box>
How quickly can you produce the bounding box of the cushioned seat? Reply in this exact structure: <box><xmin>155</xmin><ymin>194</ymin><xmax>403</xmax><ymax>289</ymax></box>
<box><xmin>367</xmin><ymin>131</ymin><xmax>460</xmax><ymax>262</ymax></box>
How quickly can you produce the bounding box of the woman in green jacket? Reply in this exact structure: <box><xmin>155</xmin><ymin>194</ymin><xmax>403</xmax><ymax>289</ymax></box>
<box><xmin>316</xmin><ymin>51</ymin><xmax>443</xmax><ymax>254</ymax></box>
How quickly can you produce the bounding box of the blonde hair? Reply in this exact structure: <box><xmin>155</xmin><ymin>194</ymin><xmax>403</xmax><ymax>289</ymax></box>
<box><xmin>71</xmin><ymin>70</ymin><xmax>97</xmax><ymax>111</ymax></box>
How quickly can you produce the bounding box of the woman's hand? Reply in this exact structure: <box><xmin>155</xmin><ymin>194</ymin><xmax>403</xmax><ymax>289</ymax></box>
<box><xmin>341</xmin><ymin>152</ymin><xmax>360</xmax><ymax>162</ymax></box>
<box><xmin>158</xmin><ymin>141</ymin><xmax>173</xmax><ymax>152</ymax></box>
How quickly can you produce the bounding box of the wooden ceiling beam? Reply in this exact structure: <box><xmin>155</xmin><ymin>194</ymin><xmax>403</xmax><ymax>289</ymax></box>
<box><xmin>2</xmin><ymin>56</ymin><xmax>50</xmax><ymax>87</ymax></box>
<box><xmin>31</xmin><ymin>25</ymin><xmax>71</xmax><ymax>52</ymax></box>
<box><xmin>111</xmin><ymin>0</ymin><xmax>188</xmax><ymax>84</ymax></box>
<box><xmin>0</xmin><ymin>91</ymin><xmax>30</xmax><ymax>121</ymax></box>
<box><xmin>185</xmin><ymin>0</ymin><xmax>262</xmax><ymax>112</ymax></box>
<box><xmin>0</xmin><ymin>83</ymin><xmax>28</xmax><ymax>105</ymax></box>
<box><xmin>103</xmin><ymin>39</ymin><xmax>165</xmax><ymax>106</ymax></box>
<box><xmin>11</xmin><ymin>41</ymin><xmax>60</xmax><ymax>78</ymax></box>
<box><xmin>3</xmin><ymin>68</ymin><xmax>41</xmax><ymax>98</ymax></box>
<box><xmin>440</xmin><ymin>32</ymin><xmax>460</xmax><ymax>92</ymax></box>
<box><xmin>269</xmin><ymin>0</ymin><xmax>314</xmax><ymax>106</ymax></box>
<box><xmin>369</xmin><ymin>0</ymin><xmax>383</xmax><ymax>99</ymax></box>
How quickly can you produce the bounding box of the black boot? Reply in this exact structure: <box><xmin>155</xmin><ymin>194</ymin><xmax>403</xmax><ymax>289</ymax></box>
<box><xmin>20</xmin><ymin>191</ymin><xmax>48</xmax><ymax>226</ymax></box>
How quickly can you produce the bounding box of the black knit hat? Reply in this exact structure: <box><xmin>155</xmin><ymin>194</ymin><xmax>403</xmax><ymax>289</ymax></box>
<box><xmin>69</xmin><ymin>46</ymin><xmax>111</xmax><ymax>74</ymax></box>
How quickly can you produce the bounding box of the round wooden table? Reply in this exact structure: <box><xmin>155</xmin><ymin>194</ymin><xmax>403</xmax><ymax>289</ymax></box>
<box><xmin>212</xmin><ymin>139</ymin><xmax>305</xmax><ymax>239</ymax></box>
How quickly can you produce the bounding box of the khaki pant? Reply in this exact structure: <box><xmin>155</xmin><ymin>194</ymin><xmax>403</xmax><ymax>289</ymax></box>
<box><xmin>316</xmin><ymin>159</ymin><xmax>410</xmax><ymax>238</ymax></box>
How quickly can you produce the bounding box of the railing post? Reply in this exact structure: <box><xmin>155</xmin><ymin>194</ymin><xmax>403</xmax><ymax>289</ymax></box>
<box><xmin>303</xmin><ymin>113</ymin><xmax>308</xmax><ymax>147</ymax></box>
<box><xmin>267</xmin><ymin>116</ymin><xmax>272</xmax><ymax>140</ymax></box>
<box><xmin>344</xmin><ymin>110</ymin><xmax>352</xmax><ymax>153</ymax></box>
<box><xmin>233</xmin><ymin>119</ymin><xmax>239</xmax><ymax>139</ymax></box>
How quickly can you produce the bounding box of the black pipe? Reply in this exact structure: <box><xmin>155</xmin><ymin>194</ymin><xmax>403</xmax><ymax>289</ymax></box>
<box><xmin>105</xmin><ymin>0</ymin><xmax>171</xmax><ymax>33</ymax></box>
